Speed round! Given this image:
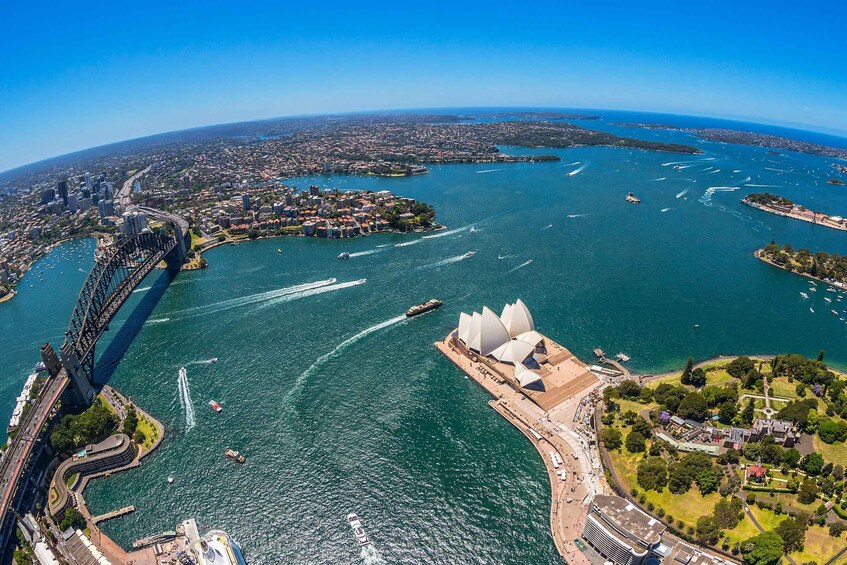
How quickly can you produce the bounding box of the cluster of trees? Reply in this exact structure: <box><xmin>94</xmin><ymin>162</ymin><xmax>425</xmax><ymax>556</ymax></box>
<box><xmin>59</xmin><ymin>507</ymin><xmax>86</xmax><ymax>531</ymax></box>
<box><xmin>635</xmin><ymin>451</ymin><xmax>721</xmax><ymax>496</ymax></box>
<box><xmin>744</xmin><ymin>192</ymin><xmax>793</xmax><ymax>208</ymax></box>
<box><xmin>49</xmin><ymin>400</ymin><xmax>117</xmax><ymax>455</ymax></box>
<box><xmin>695</xmin><ymin>497</ymin><xmax>744</xmax><ymax>545</ymax></box>
<box><xmin>762</xmin><ymin>242</ymin><xmax>847</xmax><ymax>282</ymax></box>
<box><xmin>776</xmin><ymin>399</ymin><xmax>820</xmax><ymax>434</ymax></box>
<box><xmin>122</xmin><ymin>406</ymin><xmax>147</xmax><ymax>444</ymax></box>
<box><xmin>382</xmin><ymin>202</ymin><xmax>437</xmax><ymax>230</ymax></box>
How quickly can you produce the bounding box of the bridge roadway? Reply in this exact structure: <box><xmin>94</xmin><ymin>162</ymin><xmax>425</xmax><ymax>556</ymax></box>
<box><xmin>0</xmin><ymin>372</ymin><xmax>69</xmax><ymax>522</ymax></box>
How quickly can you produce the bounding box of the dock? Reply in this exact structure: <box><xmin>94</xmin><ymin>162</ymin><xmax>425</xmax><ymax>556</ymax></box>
<box><xmin>91</xmin><ymin>505</ymin><xmax>135</xmax><ymax>525</ymax></box>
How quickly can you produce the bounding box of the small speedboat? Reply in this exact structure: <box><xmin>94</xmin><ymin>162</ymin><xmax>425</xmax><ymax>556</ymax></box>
<box><xmin>277</xmin><ymin>248</ymin><xmax>282</xmax><ymax>253</ymax></box>
<box><xmin>347</xmin><ymin>513</ymin><xmax>371</xmax><ymax>547</ymax></box>
<box><xmin>167</xmin><ymin>476</ymin><xmax>174</xmax><ymax>484</ymax></box>
<box><xmin>208</xmin><ymin>400</ymin><xmax>222</xmax><ymax>413</ymax></box>
<box><xmin>337</xmin><ymin>252</ymin><xmax>350</xmax><ymax>260</ymax></box>
<box><xmin>800</xmin><ymin>292</ymin><xmax>809</xmax><ymax>299</ymax></box>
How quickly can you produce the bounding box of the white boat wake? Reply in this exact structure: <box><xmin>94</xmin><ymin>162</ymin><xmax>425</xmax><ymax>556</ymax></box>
<box><xmin>133</xmin><ymin>286</ymin><xmax>152</xmax><ymax>294</ymax></box>
<box><xmin>416</xmin><ymin>253</ymin><xmax>475</xmax><ymax>270</ymax></box>
<box><xmin>567</xmin><ymin>213</ymin><xmax>588</xmax><ymax>218</ymax></box>
<box><xmin>259</xmin><ymin>279</ymin><xmax>367</xmax><ymax>310</ymax></box>
<box><xmin>662</xmin><ymin>157</ymin><xmax>715</xmax><ymax>167</ymax></box>
<box><xmin>699</xmin><ymin>186</ymin><xmax>740</xmax><ymax>206</ymax></box>
<box><xmin>423</xmin><ymin>224</ymin><xmax>473</xmax><ymax>239</ymax></box>
<box><xmin>146</xmin><ymin>317</ymin><xmax>170</xmax><ymax>324</ymax></box>
<box><xmin>651</xmin><ymin>177</ymin><xmax>667</xmax><ymax>181</ymax></box>
<box><xmin>394</xmin><ymin>239</ymin><xmax>423</xmax><ymax>247</ymax></box>
<box><xmin>498</xmin><ymin>254</ymin><xmax>517</xmax><ymax>260</ymax></box>
<box><xmin>744</xmin><ymin>184</ymin><xmax>782</xmax><ymax>188</ymax></box>
<box><xmin>361</xmin><ymin>545</ymin><xmax>387</xmax><ymax>565</ymax></box>
<box><xmin>566</xmin><ymin>161</ymin><xmax>591</xmax><ymax>176</ymax></box>
<box><xmin>561</xmin><ymin>161</ymin><xmax>580</xmax><ymax>167</ymax></box>
<box><xmin>660</xmin><ymin>208</ymin><xmax>672</xmax><ymax>212</ymax></box>
<box><xmin>476</xmin><ymin>169</ymin><xmax>503</xmax><ymax>174</ymax></box>
<box><xmin>349</xmin><ymin>248</ymin><xmax>385</xmax><ymax>258</ymax></box>
<box><xmin>507</xmin><ymin>260</ymin><xmax>533</xmax><ymax>274</ymax></box>
<box><xmin>171</xmin><ymin>279</ymin><xmax>338</xmax><ymax>317</ymax></box>
<box><xmin>188</xmin><ymin>358</ymin><xmax>218</xmax><ymax>365</ymax></box>
<box><xmin>177</xmin><ymin>367</ymin><xmax>196</xmax><ymax>430</ymax></box>
<box><xmin>288</xmin><ymin>315</ymin><xmax>408</xmax><ymax>401</ymax></box>
<box><xmin>675</xmin><ymin>188</ymin><xmax>690</xmax><ymax>199</ymax></box>
<box><xmin>707</xmin><ymin>169</ymin><xmax>721</xmax><ymax>174</ymax></box>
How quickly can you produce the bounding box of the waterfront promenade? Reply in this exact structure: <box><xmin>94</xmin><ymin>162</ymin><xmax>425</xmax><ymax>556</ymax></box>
<box><xmin>436</xmin><ymin>334</ymin><xmax>606</xmax><ymax>564</ymax></box>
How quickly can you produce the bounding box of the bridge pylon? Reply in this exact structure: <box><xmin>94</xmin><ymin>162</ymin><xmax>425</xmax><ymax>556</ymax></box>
<box><xmin>59</xmin><ymin>342</ymin><xmax>96</xmax><ymax>407</ymax></box>
<box><xmin>164</xmin><ymin>223</ymin><xmax>190</xmax><ymax>270</ymax></box>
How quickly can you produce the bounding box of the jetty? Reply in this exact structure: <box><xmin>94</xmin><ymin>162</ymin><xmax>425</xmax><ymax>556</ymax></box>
<box><xmin>91</xmin><ymin>505</ymin><xmax>135</xmax><ymax>525</ymax></box>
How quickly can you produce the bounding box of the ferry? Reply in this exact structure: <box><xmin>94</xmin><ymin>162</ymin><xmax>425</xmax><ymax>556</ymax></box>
<box><xmin>347</xmin><ymin>513</ymin><xmax>371</xmax><ymax>547</ymax></box>
<box><xmin>208</xmin><ymin>400</ymin><xmax>222</xmax><ymax>413</ymax></box>
<box><xmin>337</xmin><ymin>252</ymin><xmax>350</xmax><ymax>260</ymax></box>
<box><xmin>224</xmin><ymin>449</ymin><xmax>245</xmax><ymax>464</ymax></box>
<box><xmin>407</xmin><ymin>299</ymin><xmax>443</xmax><ymax>317</ymax></box>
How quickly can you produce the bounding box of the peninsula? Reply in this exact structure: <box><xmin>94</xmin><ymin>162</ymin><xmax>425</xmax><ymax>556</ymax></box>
<box><xmin>756</xmin><ymin>242</ymin><xmax>847</xmax><ymax>289</ymax></box>
<box><xmin>742</xmin><ymin>192</ymin><xmax>847</xmax><ymax>231</ymax></box>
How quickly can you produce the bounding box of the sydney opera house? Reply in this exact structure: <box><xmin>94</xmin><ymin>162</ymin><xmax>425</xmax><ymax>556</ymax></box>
<box><xmin>451</xmin><ymin>300</ymin><xmax>597</xmax><ymax>410</ymax></box>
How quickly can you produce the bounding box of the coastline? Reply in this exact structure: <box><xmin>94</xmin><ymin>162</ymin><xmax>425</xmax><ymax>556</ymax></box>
<box><xmin>743</xmin><ymin>199</ymin><xmax>847</xmax><ymax>232</ymax></box>
<box><xmin>753</xmin><ymin>248</ymin><xmax>846</xmax><ymax>289</ymax></box>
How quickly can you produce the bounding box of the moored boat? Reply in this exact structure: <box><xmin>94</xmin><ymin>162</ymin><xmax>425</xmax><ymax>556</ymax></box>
<box><xmin>406</xmin><ymin>299</ymin><xmax>443</xmax><ymax>317</ymax></box>
<box><xmin>224</xmin><ymin>449</ymin><xmax>245</xmax><ymax>463</ymax></box>
<box><xmin>208</xmin><ymin>400</ymin><xmax>222</xmax><ymax>413</ymax></box>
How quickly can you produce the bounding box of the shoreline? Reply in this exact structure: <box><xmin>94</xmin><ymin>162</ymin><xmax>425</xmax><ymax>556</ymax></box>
<box><xmin>753</xmin><ymin>248</ymin><xmax>846</xmax><ymax>289</ymax></box>
<box><xmin>743</xmin><ymin>199</ymin><xmax>847</xmax><ymax>232</ymax></box>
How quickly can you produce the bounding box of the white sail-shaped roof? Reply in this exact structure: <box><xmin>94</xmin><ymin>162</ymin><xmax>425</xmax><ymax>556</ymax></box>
<box><xmin>458</xmin><ymin>312</ymin><xmax>472</xmax><ymax>343</ymax></box>
<box><xmin>479</xmin><ymin>307</ymin><xmax>512</xmax><ymax>356</ymax></box>
<box><xmin>516</xmin><ymin>362</ymin><xmax>542</xmax><ymax>388</ymax></box>
<box><xmin>516</xmin><ymin>330</ymin><xmax>544</xmax><ymax>346</ymax></box>
<box><xmin>491</xmin><ymin>339</ymin><xmax>536</xmax><ymax>364</ymax></box>
<box><xmin>502</xmin><ymin>299</ymin><xmax>535</xmax><ymax>338</ymax></box>
<box><xmin>467</xmin><ymin>312</ymin><xmax>483</xmax><ymax>352</ymax></box>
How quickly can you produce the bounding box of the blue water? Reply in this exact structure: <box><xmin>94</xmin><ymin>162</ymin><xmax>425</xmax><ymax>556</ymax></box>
<box><xmin>3</xmin><ymin>110</ymin><xmax>847</xmax><ymax>564</ymax></box>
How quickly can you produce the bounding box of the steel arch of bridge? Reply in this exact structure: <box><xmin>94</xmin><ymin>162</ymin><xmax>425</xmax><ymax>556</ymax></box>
<box><xmin>62</xmin><ymin>228</ymin><xmax>179</xmax><ymax>382</ymax></box>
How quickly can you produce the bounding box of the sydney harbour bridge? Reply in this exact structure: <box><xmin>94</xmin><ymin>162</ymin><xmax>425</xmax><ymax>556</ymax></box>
<box><xmin>0</xmin><ymin>206</ymin><xmax>190</xmax><ymax>556</ymax></box>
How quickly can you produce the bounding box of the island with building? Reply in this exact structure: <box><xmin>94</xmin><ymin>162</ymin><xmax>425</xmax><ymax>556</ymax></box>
<box><xmin>742</xmin><ymin>192</ymin><xmax>847</xmax><ymax>231</ymax></box>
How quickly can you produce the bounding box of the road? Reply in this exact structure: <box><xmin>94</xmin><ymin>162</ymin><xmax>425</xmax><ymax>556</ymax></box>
<box><xmin>116</xmin><ymin>166</ymin><xmax>151</xmax><ymax>209</ymax></box>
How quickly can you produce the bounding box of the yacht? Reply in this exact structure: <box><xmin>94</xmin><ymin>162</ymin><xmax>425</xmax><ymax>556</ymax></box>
<box><xmin>800</xmin><ymin>292</ymin><xmax>809</xmax><ymax>299</ymax></box>
<box><xmin>347</xmin><ymin>513</ymin><xmax>371</xmax><ymax>547</ymax></box>
<box><xmin>810</xmin><ymin>307</ymin><xmax>815</xmax><ymax>313</ymax></box>
<box><xmin>224</xmin><ymin>449</ymin><xmax>245</xmax><ymax>464</ymax></box>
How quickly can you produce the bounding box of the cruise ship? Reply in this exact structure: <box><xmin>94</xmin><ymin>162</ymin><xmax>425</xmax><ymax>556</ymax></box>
<box><xmin>191</xmin><ymin>529</ymin><xmax>248</xmax><ymax>565</ymax></box>
<box><xmin>347</xmin><ymin>513</ymin><xmax>371</xmax><ymax>547</ymax></box>
<box><xmin>406</xmin><ymin>299</ymin><xmax>443</xmax><ymax>317</ymax></box>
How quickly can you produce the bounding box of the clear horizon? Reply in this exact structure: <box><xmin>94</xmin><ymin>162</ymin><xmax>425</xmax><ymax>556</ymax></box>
<box><xmin>2</xmin><ymin>0</ymin><xmax>846</xmax><ymax>172</ymax></box>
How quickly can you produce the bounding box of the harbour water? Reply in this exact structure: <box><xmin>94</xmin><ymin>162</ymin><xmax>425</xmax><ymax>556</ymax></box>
<box><xmin>3</xmin><ymin>111</ymin><xmax>847</xmax><ymax>563</ymax></box>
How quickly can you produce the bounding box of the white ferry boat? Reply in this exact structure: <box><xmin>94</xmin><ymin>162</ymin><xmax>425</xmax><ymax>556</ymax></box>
<box><xmin>347</xmin><ymin>513</ymin><xmax>371</xmax><ymax>547</ymax></box>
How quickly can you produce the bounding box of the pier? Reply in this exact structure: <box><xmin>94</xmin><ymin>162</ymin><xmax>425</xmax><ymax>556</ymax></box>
<box><xmin>91</xmin><ymin>505</ymin><xmax>135</xmax><ymax>525</ymax></box>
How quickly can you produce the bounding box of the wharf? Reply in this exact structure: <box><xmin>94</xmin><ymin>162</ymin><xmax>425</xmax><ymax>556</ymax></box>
<box><xmin>91</xmin><ymin>505</ymin><xmax>135</xmax><ymax>525</ymax></box>
<box><xmin>436</xmin><ymin>332</ymin><xmax>606</xmax><ymax>564</ymax></box>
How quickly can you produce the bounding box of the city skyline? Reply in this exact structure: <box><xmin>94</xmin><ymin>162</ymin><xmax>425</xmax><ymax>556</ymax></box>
<box><xmin>2</xmin><ymin>0</ymin><xmax>846</xmax><ymax>172</ymax></box>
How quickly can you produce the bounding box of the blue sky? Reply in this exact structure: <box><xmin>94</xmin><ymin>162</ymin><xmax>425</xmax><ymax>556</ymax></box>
<box><xmin>1</xmin><ymin>0</ymin><xmax>846</xmax><ymax>172</ymax></box>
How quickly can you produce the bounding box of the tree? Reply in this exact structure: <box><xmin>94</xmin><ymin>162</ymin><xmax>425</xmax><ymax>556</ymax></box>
<box><xmin>689</xmin><ymin>368</ymin><xmax>707</xmax><ymax>388</ymax></box>
<box><xmin>817</xmin><ymin>349</ymin><xmax>825</xmax><ymax>362</ymax></box>
<box><xmin>681</xmin><ymin>357</ymin><xmax>694</xmax><ymax>385</ymax></box>
<box><xmin>741</xmin><ymin>532</ymin><xmax>784</xmax><ymax>565</ymax></box>
<box><xmin>637</xmin><ymin>457</ymin><xmax>668</xmax><ymax>492</ymax></box>
<box><xmin>727</xmin><ymin>356</ymin><xmax>756</xmax><ymax>379</ymax></box>
<box><xmin>122</xmin><ymin>406</ymin><xmax>138</xmax><ymax>437</ymax></box>
<box><xmin>782</xmin><ymin>448</ymin><xmax>801</xmax><ymax>468</ymax></box>
<box><xmin>133</xmin><ymin>429</ymin><xmax>146</xmax><ymax>444</ymax></box>
<box><xmin>617</xmin><ymin>380</ymin><xmax>642</xmax><ymax>399</ymax></box>
<box><xmin>695</xmin><ymin>467</ymin><xmax>720</xmax><ymax>495</ymax></box>
<box><xmin>632</xmin><ymin>418</ymin><xmax>653</xmax><ymax>438</ymax></box>
<box><xmin>696</xmin><ymin>516</ymin><xmax>721</xmax><ymax>545</ymax></box>
<box><xmin>677</xmin><ymin>392</ymin><xmax>710</xmax><ymax>421</ymax></box>
<box><xmin>774</xmin><ymin>517</ymin><xmax>807</xmax><ymax>553</ymax></box>
<box><xmin>59</xmin><ymin>507</ymin><xmax>85</xmax><ymax>531</ymax></box>
<box><xmin>829</xmin><ymin>521</ymin><xmax>847</xmax><ymax>538</ymax></box>
<box><xmin>625</xmin><ymin>431</ymin><xmax>646</xmax><ymax>453</ymax></box>
<box><xmin>797</xmin><ymin>479</ymin><xmax>819</xmax><ymax>504</ymax></box>
<box><xmin>600</xmin><ymin>428</ymin><xmax>622</xmax><ymax>450</ymax></box>
<box><xmin>741</xmin><ymin>398</ymin><xmax>756</xmax><ymax>426</ymax></box>
<box><xmin>801</xmin><ymin>452</ymin><xmax>824</xmax><ymax>476</ymax></box>
<box><xmin>719</xmin><ymin>401</ymin><xmax>737</xmax><ymax>424</ymax></box>
<box><xmin>713</xmin><ymin>497</ymin><xmax>744</xmax><ymax>529</ymax></box>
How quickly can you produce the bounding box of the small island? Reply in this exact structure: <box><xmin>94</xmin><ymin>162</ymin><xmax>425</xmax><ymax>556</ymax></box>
<box><xmin>756</xmin><ymin>242</ymin><xmax>847</xmax><ymax>288</ymax></box>
<box><xmin>743</xmin><ymin>192</ymin><xmax>847</xmax><ymax>231</ymax></box>
<box><xmin>828</xmin><ymin>178</ymin><xmax>847</xmax><ymax>186</ymax></box>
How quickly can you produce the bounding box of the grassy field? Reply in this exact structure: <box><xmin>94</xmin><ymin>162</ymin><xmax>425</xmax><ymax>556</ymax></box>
<box><xmin>768</xmin><ymin>377</ymin><xmax>798</xmax><ymax>400</ymax></box>
<box><xmin>617</xmin><ymin>399</ymin><xmax>657</xmax><ymax>415</ymax></box>
<box><xmin>189</xmin><ymin>231</ymin><xmax>207</xmax><ymax>249</ymax></box>
<box><xmin>724</xmin><ymin>505</ymin><xmax>784</xmax><ymax>545</ymax></box>
<box><xmin>813</xmin><ymin>435</ymin><xmax>847</xmax><ymax>467</ymax></box>
<box><xmin>135</xmin><ymin>415</ymin><xmax>158</xmax><ymax>450</ymax></box>
<box><xmin>607</xmin><ymin>445</ymin><xmax>721</xmax><ymax>529</ymax></box>
<box><xmin>790</xmin><ymin>524</ymin><xmax>845</xmax><ymax>564</ymax></box>
<box><xmin>704</xmin><ymin>369</ymin><xmax>738</xmax><ymax>387</ymax></box>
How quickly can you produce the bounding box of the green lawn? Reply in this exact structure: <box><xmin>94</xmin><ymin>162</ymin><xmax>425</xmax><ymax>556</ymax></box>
<box><xmin>65</xmin><ymin>472</ymin><xmax>78</xmax><ymax>488</ymax></box>
<box><xmin>135</xmin><ymin>415</ymin><xmax>158</xmax><ymax>450</ymax></box>
<box><xmin>790</xmin><ymin>524</ymin><xmax>845</xmax><ymax>564</ymax></box>
<box><xmin>724</xmin><ymin>505</ymin><xmax>783</xmax><ymax>545</ymax></box>
<box><xmin>705</xmin><ymin>369</ymin><xmax>738</xmax><ymax>387</ymax></box>
<box><xmin>617</xmin><ymin>399</ymin><xmax>657</xmax><ymax>416</ymax></box>
<box><xmin>768</xmin><ymin>377</ymin><xmax>799</xmax><ymax>400</ymax></box>
<box><xmin>607</xmin><ymin>444</ymin><xmax>721</xmax><ymax>529</ymax></box>
<box><xmin>813</xmin><ymin>435</ymin><xmax>847</xmax><ymax>467</ymax></box>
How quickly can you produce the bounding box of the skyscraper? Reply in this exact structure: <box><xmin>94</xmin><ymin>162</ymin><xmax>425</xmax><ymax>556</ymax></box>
<box><xmin>57</xmin><ymin>180</ymin><xmax>68</xmax><ymax>205</ymax></box>
<box><xmin>241</xmin><ymin>194</ymin><xmax>251</xmax><ymax>210</ymax></box>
